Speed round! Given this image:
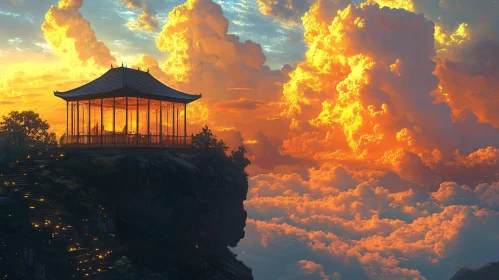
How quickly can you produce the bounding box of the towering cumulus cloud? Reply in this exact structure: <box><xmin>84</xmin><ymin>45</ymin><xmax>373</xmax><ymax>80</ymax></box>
<box><xmin>155</xmin><ymin>0</ymin><xmax>286</xmax><ymax>103</ymax></box>
<box><xmin>256</xmin><ymin>0</ymin><xmax>499</xmax><ymax>131</ymax></box>
<box><xmin>282</xmin><ymin>1</ymin><xmax>455</xmax><ymax>182</ymax></box>
<box><xmin>155</xmin><ymin>0</ymin><xmax>293</xmax><ymax>171</ymax></box>
<box><xmin>234</xmin><ymin>2</ymin><xmax>499</xmax><ymax>279</ymax></box>
<box><xmin>368</xmin><ymin>0</ymin><xmax>499</xmax><ymax>128</ymax></box>
<box><xmin>279</xmin><ymin>0</ymin><xmax>499</xmax><ymax>185</ymax></box>
<box><xmin>41</xmin><ymin>0</ymin><xmax>115</xmax><ymax>68</ymax></box>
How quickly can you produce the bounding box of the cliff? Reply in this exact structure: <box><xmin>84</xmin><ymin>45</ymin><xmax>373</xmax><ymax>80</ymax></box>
<box><xmin>0</xmin><ymin>145</ymin><xmax>253</xmax><ymax>280</ymax></box>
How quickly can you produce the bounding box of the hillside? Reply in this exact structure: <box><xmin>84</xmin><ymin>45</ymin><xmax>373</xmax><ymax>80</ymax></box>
<box><xmin>0</xmin><ymin>146</ymin><xmax>252</xmax><ymax>279</ymax></box>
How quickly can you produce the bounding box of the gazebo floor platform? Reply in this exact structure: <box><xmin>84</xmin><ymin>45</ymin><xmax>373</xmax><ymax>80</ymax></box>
<box><xmin>63</xmin><ymin>135</ymin><xmax>194</xmax><ymax>148</ymax></box>
<box><xmin>59</xmin><ymin>146</ymin><xmax>195</xmax><ymax>157</ymax></box>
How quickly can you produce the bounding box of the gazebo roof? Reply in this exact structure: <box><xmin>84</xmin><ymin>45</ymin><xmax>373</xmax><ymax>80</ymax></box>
<box><xmin>54</xmin><ymin>66</ymin><xmax>201</xmax><ymax>103</ymax></box>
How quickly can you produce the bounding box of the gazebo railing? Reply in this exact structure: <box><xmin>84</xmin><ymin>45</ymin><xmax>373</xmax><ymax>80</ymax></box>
<box><xmin>64</xmin><ymin>134</ymin><xmax>193</xmax><ymax>148</ymax></box>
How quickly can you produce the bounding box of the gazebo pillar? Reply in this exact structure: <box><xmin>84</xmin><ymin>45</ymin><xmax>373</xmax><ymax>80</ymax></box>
<box><xmin>100</xmin><ymin>98</ymin><xmax>103</xmax><ymax>147</ymax></box>
<box><xmin>88</xmin><ymin>100</ymin><xmax>91</xmax><ymax>146</ymax></box>
<box><xmin>72</xmin><ymin>102</ymin><xmax>74</xmax><ymax>140</ymax></box>
<box><xmin>70</xmin><ymin>102</ymin><xmax>74</xmax><ymax>143</ymax></box>
<box><xmin>184</xmin><ymin>103</ymin><xmax>187</xmax><ymax>146</ymax></box>
<box><xmin>82</xmin><ymin>104</ymin><xmax>85</xmax><ymax>141</ymax></box>
<box><xmin>125</xmin><ymin>97</ymin><xmax>128</xmax><ymax>146</ymax></box>
<box><xmin>136</xmin><ymin>98</ymin><xmax>139</xmax><ymax>147</ymax></box>
<box><xmin>77</xmin><ymin>100</ymin><xmax>80</xmax><ymax>144</ymax></box>
<box><xmin>147</xmin><ymin>99</ymin><xmax>150</xmax><ymax>146</ymax></box>
<box><xmin>177</xmin><ymin>107</ymin><xmax>181</xmax><ymax>145</ymax></box>
<box><xmin>159</xmin><ymin>101</ymin><xmax>162</xmax><ymax>146</ymax></box>
<box><xmin>66</xmin><ymin>101</ymin><xmax>68</xmax><ymax>145</ymax></box>
<box><xmin>113</xmin><ymin>97</ymin><xmax>116</xmax><ymax>147</ymax></box>
<box><xmin>172</xmin><ymin>103</ymin><xmax>175</xmax><ymax>146</ymax></box>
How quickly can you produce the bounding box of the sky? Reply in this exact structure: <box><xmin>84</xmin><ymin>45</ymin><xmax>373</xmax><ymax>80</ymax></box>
<box><xmin>1</xmin><ymin>0</ymin><xmax>499</xmax><ymax>279</ymax></box>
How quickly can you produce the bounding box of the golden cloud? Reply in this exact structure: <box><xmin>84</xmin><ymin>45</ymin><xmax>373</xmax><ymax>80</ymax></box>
<box><xmin>155</xmin><ymin>0</ymin><xmax>286</xmax><ymax>103</ymax></box>
<box><xmin>281</xmin><ymin>2</ymin><xmax>454</xmax><ymax>165</ymax></box>
<box><xmin>41</xmin><ymin>0</ymin><xmax>115</xmax><ymax>68</ymax></box>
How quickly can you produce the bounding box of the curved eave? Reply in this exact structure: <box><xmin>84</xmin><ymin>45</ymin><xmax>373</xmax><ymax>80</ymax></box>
<box><xmin>54</xmin><ymin>87</ymin><xmax>202</xmax><ymax>104</ymax></box>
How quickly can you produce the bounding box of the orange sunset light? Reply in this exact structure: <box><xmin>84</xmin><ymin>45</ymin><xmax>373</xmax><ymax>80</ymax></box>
<box><xmin>1</xmin><ymin>0</ymin><xmax>499</xmax><ymax>279</ymax></box>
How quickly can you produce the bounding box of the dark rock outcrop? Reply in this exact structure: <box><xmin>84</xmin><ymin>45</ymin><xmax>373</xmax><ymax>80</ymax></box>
<box><xmin>450</xmin><ymin>261</ymin><xmax>499</xmax><ymax>280</ymax></box>
<box><xmin>0</xmin><ymin>147</ymin><xmax>253</xmax><ymax>280</ymax></box>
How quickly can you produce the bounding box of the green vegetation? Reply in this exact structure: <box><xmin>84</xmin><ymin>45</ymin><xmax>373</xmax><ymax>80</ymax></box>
<box><xmin>0</xmin><ymin>110</ymin><xmax>57</xmax><ymax>169</ymax></box>
<box><xmin>194</xmin><ymin>124</ymin><xmax>250</xmax><ymax>176</ymax></box>
<box><xmin>193</xmin><ymin>125</ymin><xmax>231</xmax><ymax>153</ymax></box>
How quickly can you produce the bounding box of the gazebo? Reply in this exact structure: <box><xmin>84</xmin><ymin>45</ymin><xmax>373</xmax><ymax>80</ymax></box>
<box><xmin>55</xmin><ymin>65</ymin><xmax>201</xmax><ymax>148</ymax></box>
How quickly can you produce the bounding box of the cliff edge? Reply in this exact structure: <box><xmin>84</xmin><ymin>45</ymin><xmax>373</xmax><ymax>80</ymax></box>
<box><xmin>0</xmin><ymin>133</ymin><xmax>253</xmax><ymax>279</ymax></box>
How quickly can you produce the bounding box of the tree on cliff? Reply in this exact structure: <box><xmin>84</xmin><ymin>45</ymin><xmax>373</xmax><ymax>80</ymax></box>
<box><xmin>193</xmin><ymin>125</ymin><xmax>229</xmax><ymax>154</ymax></box>
<box><xmin>194</xmin><ymin>125</ymin><xmax>251</xmax><ymax>173</ymax></box>
<box><xmin>230</xmin><ymin>146</ymin><xmax>250</xmax><ymax>170</ymax></box>
<box><xmin>0</xmin><ymin>111</ymin><xmax>57</xmax><ymax>168</ymax></box>
<box><xmin>0</xmin><ymin>111</ymin><xmax>56</xmax><ymax>146</ymax></box>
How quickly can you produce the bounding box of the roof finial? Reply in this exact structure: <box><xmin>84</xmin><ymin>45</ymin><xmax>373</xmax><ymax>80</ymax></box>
<box><xmin>147</xmin><ymin>67</ymin><xmax>149</xmax><ymax>73</ymax></box>
<box><xmin>111</xmin><ymin>63</ymin><xmax>113</xmax><ymax>69</ymax></box>
<box><xmin>122</xmin><ymin>62</ymin><xmax>124</xmax><ymax>67</ymax></box>
<box><xmin>138</xmin><ymin>66</ymin><xmax>140</xmax><ymax>71</ymax></box>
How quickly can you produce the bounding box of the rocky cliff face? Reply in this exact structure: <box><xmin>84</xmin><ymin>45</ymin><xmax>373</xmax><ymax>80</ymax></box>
<box><xmin>0</xmin><ymin>147</ymin><xmax>253</xmax><ymax>280</ymax></box>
